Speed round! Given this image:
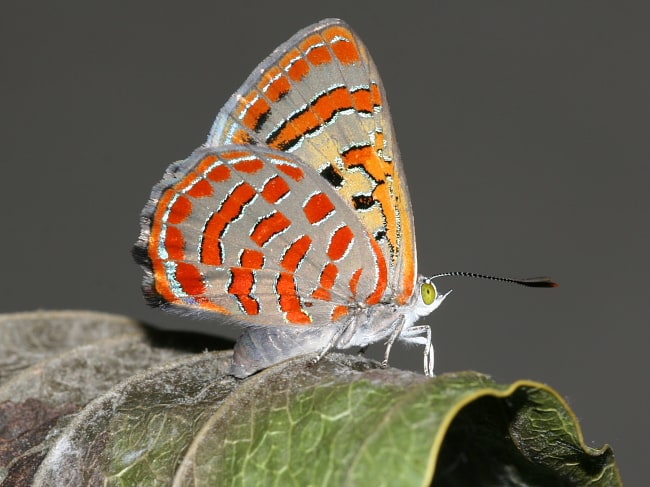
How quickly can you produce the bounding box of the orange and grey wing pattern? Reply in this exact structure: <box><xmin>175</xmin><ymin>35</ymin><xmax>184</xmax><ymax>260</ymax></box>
<box><xmin>207</xmin><ymin>18</ymin><xmax>416</xmax><ymax>304</ymax></box>
<box><xmin>133</xmin><ymin>146</ymin><xmax>388</xmax><ymax>326</ymax></box>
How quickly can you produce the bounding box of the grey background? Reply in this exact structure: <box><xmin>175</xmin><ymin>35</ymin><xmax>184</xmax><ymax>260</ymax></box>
<box><xmin>2</xmin><ymin>1</ymin><xmax>646</xmax><ymax>482</ymax></box>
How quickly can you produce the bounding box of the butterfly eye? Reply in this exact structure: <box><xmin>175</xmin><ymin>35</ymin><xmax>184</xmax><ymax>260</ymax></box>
<box><xmin>421</xmin><ymin>282</ymin><xmax>437</xmax><ymax>305</ymax></box>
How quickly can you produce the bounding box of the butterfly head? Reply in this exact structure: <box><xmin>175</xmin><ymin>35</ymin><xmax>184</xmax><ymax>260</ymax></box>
<box><xmin>412</xmin><ymin>275</ymin><xmax>451</xmax><ymax>318</ymax></box>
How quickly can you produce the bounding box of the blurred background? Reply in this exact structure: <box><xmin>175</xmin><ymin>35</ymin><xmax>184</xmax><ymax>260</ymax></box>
<box><xmin>2</xmin><ymin>1</ymin><xmax>646</xmax><ymax>482</ymax></box>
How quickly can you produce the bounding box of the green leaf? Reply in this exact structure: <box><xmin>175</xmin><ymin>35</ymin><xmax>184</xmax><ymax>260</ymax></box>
<box><xmin>0</xmin><ymin>311</ymin><xmax>621</xmax><ymax>486</ymax></box>
<box><xmin>173</xmin><ymin>356</ymin><xmax>620</xmax><ymax>487</ymax></box>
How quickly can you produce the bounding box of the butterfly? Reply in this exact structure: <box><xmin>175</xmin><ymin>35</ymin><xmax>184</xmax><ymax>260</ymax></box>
<box><xmin>133</xmin><ymin>18</ymin><xmax>556</xmax><ymax>378</ymax></box>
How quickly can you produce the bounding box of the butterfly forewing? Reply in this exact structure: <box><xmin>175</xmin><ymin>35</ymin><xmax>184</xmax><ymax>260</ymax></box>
<box><xmin>207</xmin><ymin>18</ymin><xmax>417</xmax><ymax>304</ymax></box>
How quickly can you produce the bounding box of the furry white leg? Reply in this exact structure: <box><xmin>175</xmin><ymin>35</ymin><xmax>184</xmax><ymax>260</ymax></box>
<box><xmin>381</xmin><ymin>315</ymin><xmax>406</xmax><ymax>369</ymax></box>
<box><xmin>399</xmin><ymin>325</ymin><xmax>434</xmax><ymax>377</ymax></box>
<box><xmin>313</xmin><ymin>314</ymin><xmax>357</xmax><ymax>364</ymax></box>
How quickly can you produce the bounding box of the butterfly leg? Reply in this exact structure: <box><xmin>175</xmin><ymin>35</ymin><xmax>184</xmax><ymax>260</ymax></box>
<box><xmin>313</xmin><ymin>314</ymin><xmax>358</xmax><ymax>364</ymax></box>
<box><xmin>381</xmin><ymin>315</ymin><xmax>406</xmax><ymax>369</ymax></box>
<box><xmin>399</xmin><ymin>325</ymin><xmax>434</xmax><ymax>377</ymax></box>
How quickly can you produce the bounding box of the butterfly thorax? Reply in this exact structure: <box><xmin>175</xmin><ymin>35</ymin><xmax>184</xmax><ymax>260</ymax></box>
<box><xmin>337</xmin><ymin>275</ymin><xmax>446</xmax><ymax>349</ymax></box>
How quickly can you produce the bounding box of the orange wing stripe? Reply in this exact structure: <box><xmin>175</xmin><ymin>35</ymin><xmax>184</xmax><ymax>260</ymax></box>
<box><xmin>266</xmin><ymin>75</ymin><xmax>291</xmax><ymax>102</ymax></box>
<box><xmin>276</xmin><ymin>272</ymin><xmax>311</xmax><ymax>324</ymax></box>
<box><xmin>331</xmin><ymin>305</ymin><xmax>349</xmax><ymax>321</ymax></box>
<box><xmin>196</xmin><ymin>154</ymin><xmax>219</xmax><ymax>172</ymax></box>
<box><xmin>174</xmin><ymin>263</ymin><xmax>206</xmax><ymax>297</ymax></box>
<box><xmin>186</xmin><ymin>179</ymin><xmax>213</xmax><ymax>198</ymax></box>
<box><xmin>320</xmin><ymin>263</ymin><xmax>338</xmax><ymax>289</ymax></box>
<box><xmin>366</xmin><ymin>237</ymin><xmax>388</xmax><ymax>305</ymax></box>
<box><xmin>327</xmin><ymin>226</ymin><xmax>354</xmax><ymax>261</ymax></box>
<box><xmin>222</xmin><ymin>150</ymin><xmax>252</xmax><ymax>160</ymax></box>
<box><xmin>341</xmin><ymin>145</ymin><xmax>374</xmax><ymax>167</ymax></box>
<box><xmin>306</xmin><ymin>44</ymin><xmax>332</xmax><ymax>66</ymax></box>
<box><xmin>351</xmin><ymin>88</ymin><xmax>373</xmax><ymax>113</ymax></box>
<box><xmin>165</xmin><ymin>226</ymin><xmax>185</xmax><ymax>261</ymax></box>
<box><xmin>207</xmin><ymin>165</ymin><xmax>231</xmax><ymax>182</ymax></box>
<box><xmin>311</xmin><ymin>287</ymin><xmax>331</xmax><ymax>301</ymax></box>
<box><xmin>228</xmin><ymin>268</ymin><xmax>259</xmax><ymax>315</ymax></box>
<box><xmin>250</xmin><ymin>211</ymin><xmax>291</xmax><ymax>247</ymax></box>
<box><xmin>277</xmin><ymin>164</ymin><xmax>304</xmax><ymax>181</ymax></box>
<box><xmin>243</xmin><ymin>98</ymin><xmax>271</xmax><ymax>132</ymax></box>
<box><xmin>323</xmin><ymin>26</ymin><xmax>360</xmax><ymax>65</ymax></box>
<box><xmin>281</xmin><ymin>235</ymin><xmax>312</xmax><ymax>272</ymax></box>
<box><xmin>168</xmin><ymin>196</ymin><xmax>192</xmax><ymax>225</ymax></box>
<box><xmin>349</xmin><ymin>268</ymin><xmax>363</xmax><ymax>297</ymax></box>
<box><xmin>240</xmin><ymin>249</ymin><xmax>265</xmax><ymax>269</ymax></box>
<box><xmin>228</xmin><ymin>267</ymin><xmax>254</xmax><ymax>295</ymax></box>
<box><xmin>234</xmin><ymin>158</ymin><xmax>264</xmax><ymax>173</ymax></box>
<box><xmin>288</xmin><ymin>58</ymin><xmax>309</xmax><ymax>81</ymax></box>
<box><xmin>237</xmin><ymin>295</ymin><xmax>260</xmax><ymax>315</ymax></box>
<box><xmin>261</xmin><ymin>175</ymin><xmax>290</xmax><ymax>204</ymax></box>
<box><xmin>267</xmin><ymin>87</ymin><xmax>352</xmax><ymax>150</ymax></box>
<box><xmin>202</xmin><ymin>182</ymin><xmax>257</xmax><ymax>265</ymax></box>
<box><xmin>303</xmin><ymin>192</ymin><xmax>335</xmax><ymax>224</ymax></box>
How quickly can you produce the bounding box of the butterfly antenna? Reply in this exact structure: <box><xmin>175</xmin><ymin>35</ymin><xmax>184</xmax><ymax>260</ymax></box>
<box><xmin>429</xmin><ymin>272</ymin><xmax>558</xmax><ymax>288</ymax></box>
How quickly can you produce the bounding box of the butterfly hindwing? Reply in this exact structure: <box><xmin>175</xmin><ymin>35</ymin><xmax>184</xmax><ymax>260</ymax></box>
<box><xmin>135</xmin><ymin>145</ymin><xmax>388</xmax><ymax>326</ymax></box>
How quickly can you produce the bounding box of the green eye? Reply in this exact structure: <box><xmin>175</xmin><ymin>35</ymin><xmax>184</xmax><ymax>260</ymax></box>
<box><xmin>421</xmin><ymin>282</ymin><xmax>436</xmax><ymax>305</ymax></box>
